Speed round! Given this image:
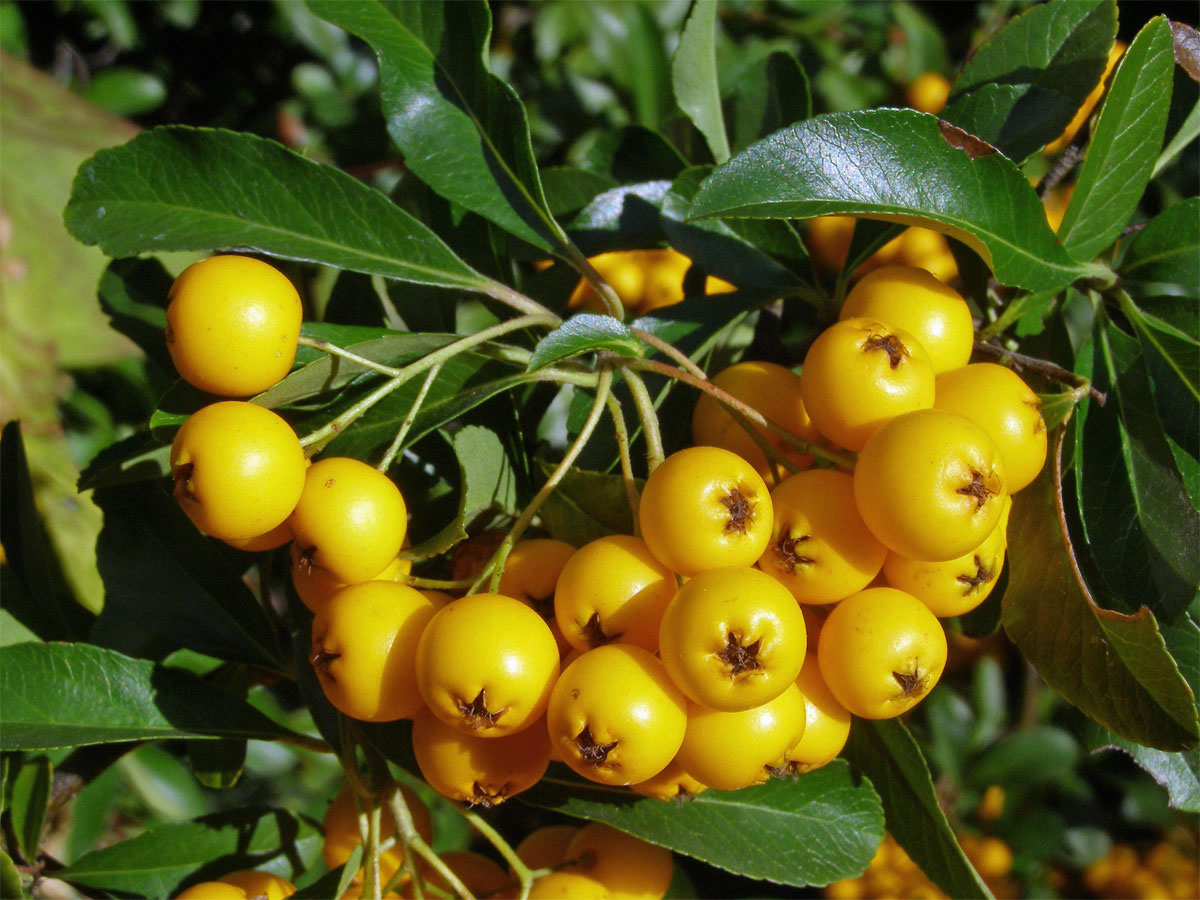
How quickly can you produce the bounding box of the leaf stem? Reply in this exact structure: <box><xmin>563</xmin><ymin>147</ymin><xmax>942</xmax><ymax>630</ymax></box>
<box><xmin>481</xmin><ymin>279</ymin><xmax>561</xmax><ymax>318</ymax></box>
<box><xmin>565</xmin><ymin>244</ymin><xmax>625</xmax><ymax>320</ymax></box>
<box><xmin>625</xmin><ymin>357</ymin><xmax>857</xmax><ymax>470</ymax></box>
<box><xmin>461</xmin><ymin>808</ymin><xmax>535</xmax><ymax>899</ymax></box>
<box><xmin>478</xmin><ymin>368</ymin><xmax>615</xmax><ymax>594</ymax></box>
<box><xmin>973</xmin><ymin>341</ymin><xmax>1106</xmax><ymax>406</ymax></box>
<box><xmin>363</xmin><ymin>796</ymin><xmax>382</xmax><ymax>900</ymax></box>
<box><xmin>297</xmin><ymin>335</ymin><xmax>404</xmax><ymax>377</ymax></box>
<box><xmin>620</xmin><ymin>366</ymin><xmax>665</xmax><ymax>472</ymax></box>
<box><xmin>630</xmin><ymin>327</ymin><xmax>707</xmax><ymax>379</ymax></box>
<box><xmin>385</xmin><ymin>785</ymin><xmax>472</xmax><ymax>900</ymax></box>
<box><xmin>604</xmin><ymin>392</ymin><xmax>641</xmax><ymax>531</ymax></box>
<box><xmin>378</xmin><ymin>362</ymin><xmax>442</xmax><ymax>473</ymax></box>
<box><xmin>298</xmin><ymin>314</ymin><xmax>560</xmax><ymax>454</ymax></box>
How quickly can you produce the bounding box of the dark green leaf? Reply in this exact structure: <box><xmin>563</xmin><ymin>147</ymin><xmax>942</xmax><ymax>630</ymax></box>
<box><xmin>843</xmin><ymin>719</ymin><xmax>991</xmax><ymax>900</ymax></box>
<box><xmin>729</xmin><ymin>50</ymin><xmax>811</xmax><ymax>155</ymax></box>
<box><xmin>970</xmin><ymin>726</ymin><xmax>1081</xmax><ymax>787</ymax></box>
<box><xmin>76</xmin><ymin>431</ymin><xmax>171</xmax><ymax>491</ymax></box>
<box><xmin>1003</xmin><ymin>432</ymin><xmax>1199</xmax><ymax>751</ymax></box>
<box><xmin>567</xmin><ymin>181</ymin><xmax>672</xmax><ymax>252</ymax></box>
<box><xmin>0</xmin><ymin>422</ymin><xmax>93</xmax><ymax>643</ymax></box>
<box><xmin>660</xmin><ymin>166</ymin><xmax>815</xmax><ymax>293</ymax></box>
<box><xmin>0</xmin><ymin>643</ymin><xmax>305</xmax><ymax>751</ymax></box>
<box><xmin>8</xmin><ymin>756</ymin><xmax>50</xmax><ymax>863</ymax></box>
<box><xmin>1121</xmin><ymin>198</ymin><xmax>1200</xmax><ymax>289</ymax></box>
<box><xmin>96</xmin><ymin>257</ymin><xmax>174</xmax><ymax>373</ymax></box>
<box><xmin>541</xmin><ymin>167</ymin><xmax>619</xmax><ymax>220</ymax></box>
<box><xmin>940</xmin><ymin>0</ymin><xmax>1118</xmax><ymax>162</ymax></box>
<box><xmin>0</xmin><ymin>850</ymin><xmax>21</xmax><ymax>899</ymax></box>
<box><xmin>91</xmin><ymin>479</ymin><xmax>285</xmax><ymax>669</ymax></box>
<box><xmin>581</xmin><ymin>126</ymin><xmax>687</xmax><ymax>184</ymax></box>
<box><xmin>404</xmin><ymin>427</ymin><xmax>517</xmax><ymax>559</ymax></box>
<box><xmin>528</xmin><ymin>315</ymin><xmax>643</xmax><ymax>372</ymax></box>
<box><xmin>522</xmin><ymin>762</ymin><xmax>883</xmax><ymax>888</ymax></box>
<box><xmin>309</xmin><ymin>0</ymin><xmax>562</xmax><ymax>253</ymax></box>
<box><xmin>187</xmin><ymin>664</ymin><xmax>251</xmax><ymax>790</ymax></box>
<box><xmin>538</xmin><ymin>463</ymin><xmax>639</xmax><ymax>547</ymax></box>
<box><xmin>1059</xmin><ymin>18</ymin><xmax>1175</xmax><ymax>262</ymax></box>
<box><xmin>689</xmin><ymin>109</ymin><xmax>1092</xmax><ymax>293</ymax></box>
<box><xmin>1088</xmin><ymin>727</ymin><xmax>1200</xmax><ymax>814</ymax></box>
<box><xmin>672</xmin><ymin>0</ymin><xmax>729</xmax><ymax>164</ymax></box>
<box><xmin>65</xmin><ymin>127</ymin><xmax>491</xmax><ymax>291</ymax></box>
<box><xmin>58</xmin><ymin>807</ymin><xmax>322</xmax><ymax>898</ymax></box>
<box><xmin>81</xmin><ymin>67</ymin><xmax>166</xmax><ymax>117</ymax></box>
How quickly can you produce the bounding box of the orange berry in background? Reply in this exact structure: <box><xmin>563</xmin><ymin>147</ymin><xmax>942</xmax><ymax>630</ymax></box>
<box><xmin>806</xmin><ymin>216</ymin><xmax>856</xmax><ymax>272</ymax></box>
<box><xmin>170</xmin><ymin>401</ymin><xmax>306</xmax><ymax>542</ymax></box>
<box><xmin>817</xmin><ymin>587</ymin><xmax>948</xmax><ymax>719</ymax></box>
<box><xmin>514</xmin><ymin>824</ymin><xmax>581</xmax><ymax>871</ymax></box>
<box><xmin>906</xmin><ymin>72</ymin><xmax>951</xmax><ymax>115</ymax></box>
<box><xmin>310</xmin><ymin>581</ymin><xmax>436</xmax><ymax>722</ymax></box>
<box><xmin>548</xmin><ymin>644</ymin><xmax>687</xmax><ymax>786</ymax></box>
<box><xmin>222</xmin><ymin>519</ymin><xmax>293</xmax><ymax>552</ymax></box>
<box><xmin>411</xmin><ymin>707</ymin><xmax>550</xmax><ymax>807</ymax></box>
<box><xmin>176</xmin><ymin>883</ymin><xmax>249</xmax><ymax>899</ymax></box>
<box><xmin>705</xmin><ymin>274</ymin><xmax>737</xmax><ymax>294</ymax></box>
<box><xmin>691</xmin><ymin>360</ymin><xmax>820</xmax><ymax>484</ymax></box>
<box><xmin>785</xmin><ymin>654</ymin><xmax>852</xmax><ymax>774</ymax></box>
<box><xmin>629</xmin><ymin>758</ymin><xmax>709</xmax><ymax>802</ymax></box>
<box><xmin>638</xmin><ymin>445</ymin><xmax>774</xmax><ymax>577</ymax></box>
<box><xmin>934</xmin><ymin>363</ymin><xmax>1047</xmax><ymax>493</ymax></box>
<box><xmin>895</xmin><ymin>228</ymin><xmax>959</xmax><ymax>283</ymax></box>
<box><xmin>322</xmin><ymin>784</ymin><xmax>432</xmax><ymax>887</ymax></box>
<box><xmin>217</xmin><ymin>870</ymin><xmax>296</xmax><ymax>900</ymax></box>
<box><xmin>289</xmin><ymin>457</ymin><xmax>407</xmax><ymax>584</ymax></box>
<box><xmin>553</xmin><ymin>534</ymin><xmax>677</xmax><ymax>653</ymax></box>
<box><xmin>883</xmin><ymin>496</ymin><xmax>1010</xmax><ymax>618</ymax></box>
<box><xmin>658</xmin><ymin>566</ymin><xmax>807</xmax><ymax>711</ymax></box>
<box><xmin>758</xmin><ymin>469</ymin><xmax>887</xmax><ymax>605</ymax></box>
<box><xmin>675</xmin><ymin>684</ymin><xmax>807</xmax><ymax>792</ymax></box>
<box><xmin>165</xmin><ymin>254</ymin><xmax>303</xmax><ymax>397</ymax></box>
<box><xmin>529</xmin><ymin>872</ymin><xmax>610</xmax><ymax>899</ymax></box>
<box><xmin>565</xmin><ymin>823</ymin><xmax>675</xmax><ymax>900</ymax></box>
<box><xmin>498</xmin><ymin>538</ymin><xmax>576</xmax><ymax>618</ymax></box>
<box><xmin>416</xmin><ymin>593</ymin><xmax>560</xmax><ymax>738</ymax></box>
<box><xmin>800</xmin><ymin>317</ymin><xmax>936</xmax><ymax>452</ymax></box>
<box><xmin>1043</xmin><ymin>41</ymin><xmax>1127</xmax><ymax>156</ymax></box>
<box><xmin>570</xmin><ymin>251</ymin><xmax>646</xmax><ymax>313</ymax></box>
<box><xmin>291</xmin><ymin>542</ymin><xmax>412</xmax><ymax>613</ymax></box>
<box><xmin>638</xmin><ymin>248</ymin><xmax>692</xmax><ymax>314</ymax></box>
<box><xmin>854</xmin><ymin>408</ymin><xmax>1008</xmax><ymax>561</ymax></box>
<box><xmin>421</xmin><ymin>851</ymin><xmax>511</xmax><ymax>899</ymax></box>
<box><xmin>841</xmin><ymin>266</ymin><xmax>974</xmax><ymax>374</ymax></box>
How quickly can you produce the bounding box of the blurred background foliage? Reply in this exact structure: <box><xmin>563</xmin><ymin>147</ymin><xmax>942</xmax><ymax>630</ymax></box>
<box><xmin>0</xmin><ymin>1</ymin><xmax>1196</xmax><ymax>897</ymax></box>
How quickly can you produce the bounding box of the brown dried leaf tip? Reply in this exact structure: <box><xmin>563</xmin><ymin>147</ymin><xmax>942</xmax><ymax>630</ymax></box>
<box><xmin>937</xmin><ymin>120</ymin><xmax>999</xmax><ymax>159</ymax></box>
<box><xmin>456</xmin><ymin>688</ymin><xmax>507</xmax><ymax>731</ymax></box>
<box><xmin>720</xmin><ymin>486</ymin><xmax>756</xmax><ymax>534</ymax></box>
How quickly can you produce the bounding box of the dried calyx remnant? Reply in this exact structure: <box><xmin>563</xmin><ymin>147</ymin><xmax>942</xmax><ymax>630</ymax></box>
<box><xmin>893</xmin><ymin>667</ymin><xmax>928</xmax><ymax>698</ymax></box>
<box><xmin>456</xmin><ymin>688</ymin><xmax>507</xmax><ymax>730</ymax></box>
<box><xmin>575</xmin><ymin>725</ymin><xmax>618</xmax><ymax>768</ymax></box>
<box><xmin>721</xmin><ymin>486</ymin><xmax>756</xmax><ymax>534</ymax></box>
<box><xmin>957</xmin><ymin>469</ymin><xmax>997</xmax><ymax>509</ymax></box>
<box><xmin>861</xmin><ymin>332</ymin><xmax>909</xmax><ymax>369</ymax></box>
<box><xmin>581</xmin><ymin>611</ymin><xmax>621</xmax><ymax>647</ymax></box>
<box><xmin>957</xmin><ymin>555</ymin><xmax>994</xmax><ymax>594</ymax></box>
<box><xmin>775</xmin><ymin>532</ymin><xmax>814</xmax><ymax>574</ymax></box>
<box><xmin>717</xmin><ymin>631</ymin><xmax>763</xmax><ymax>677</ymax></box>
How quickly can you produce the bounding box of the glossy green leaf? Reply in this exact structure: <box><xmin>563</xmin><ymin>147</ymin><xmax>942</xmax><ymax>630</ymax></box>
<box><xmin>541</xmin><ymin>167</ymin><xmax>620</xmax><ymax>219</ymax></box>
<box><xmin>672</xmin><ymin>0</ymin><xmax>729</xmax><ymax>164</ymax></box>
<box><xmin>91</xmin><ymin>479</ymin><xmax>286</xmax><ymax>669</ymax></box>
<box><xmin>538</xmin><ymin>463</ymin><xmax>639</xmax><ymax>547</ymax></box>
<box><xmin>0</xmin><ymin>422</ymin><xmax>93</xmax><ymax>643</ymax></box>
<box><xmin>1120</xmin><ymin>198</ymin><xmax>1200</xmax><ymax>289</ymax></box>
<box><xmin>404</xmin><ymin>427</ymin><xmax>517</xmax><ymax>559</ymax></box>
<box><xmin>843</xmin><ymin>719</ymin><xmax>991</xmax><ymax>900</ymax></box>
<box><xmin>58</xmin><ymin>807</ymin><xmax>322</xmax><ymax>898</ymax></box>
<box><xmin>660</xmin><ymin>166</ymin><xmax>815</xmax><ymax>293</ymax></box>
<box><xmin>522</xmin><ymin>763</ymin><xmax>883</xmax><ymax>887</ymax></box>
<box><xmin>1059</xmin><ymin>17</ymin><xmax>1175</xmax><ymax>262</ymax></box>
<box><xmin>309</xmin><ymin>0</ymin><xmax>563</xmax><ymax>253</ymax></box>
<box><xmin>1003</xmin><ymin>433</ymin><xmax>1199</xmax><ymax>751</ymax></box>
<box><xmin>729</xmin><ymin>50</ymin><xmax>811</xmax><ymax>155</ymax></box>
<box><xmin>567</xmin><ymin>181</ymin><xmax>672</xmax><ymax>252</ymax></box>
<box><xmin>64</xmin><ymin>127</ymin><xmax>491</xmax><ymax>292</ymax></box>
<box><xmin>95</xmin><ymin>257</ymin><xmax>174</xmax><ymax>373</ymax></box>
<box><xmin>186</xmin><ymin>664</ymin><xmax>251</xmax><ymax>790</ymax></box>
<box><xmin>8</xmin><ymin>755</ymin><xmax>50</xmax><ymax>863</ymax></box>
<box><xmin>971</xmin><ymin>726</ymin><xmax>1081</xmax><ymax>787</ymax></box>
<box><xmin>581</xmin><ymin>125</ymin><xmax>687</xmax><ymax>184</ymax></box>
<box><xmin>528</xmin><ymin>314</ymin><xmax>643</xmax><ymax>372</ymax></box>
<box><xmin>689</xmin><ymin>109</ymin><xmax>1092</xmax><ymax>293</ymax></box>
<box><xmin>0</xmin><ymin>643</ymin><xmax>303</xmax><ymax>751</ymax></box>
<box><xmin>940</xmin><ymin>0</ymin><xmax>1117</xmax><ymax>162</ymax></box>
<box><xmin>81</xmin><ymin>67</ymin><xmax>167</xmax><ymax>117</ymax></box>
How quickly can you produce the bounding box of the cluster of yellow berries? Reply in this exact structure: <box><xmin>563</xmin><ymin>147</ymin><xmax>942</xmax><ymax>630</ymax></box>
<box><xmin>1081</xmin><ymin>834</ymin><xmax>1200</xmax><ymax>900</ymax></box>
<box><xmin>824</xmin><ymin>833</ymin><xmax>1017</xmax><ymax>900</ymax></box>
<box><xmin>565</xmin><ymin>248</ymin><xmax>735</xmax><ymax>316</ymax></box>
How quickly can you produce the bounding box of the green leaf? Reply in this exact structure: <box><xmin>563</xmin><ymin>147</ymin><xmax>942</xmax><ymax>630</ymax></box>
<box><xmin>0</xmin><ymin>850</ymin><xmax>21</xmax><ymax>899</ymax></box>
<box><xmin>729</xmin><ymin>50</ymin><xmax>811</xmax><ymax>155</ymax></box>
<box><xmin>81</xmin><ymin>67</ymin><xmax>167</xmax><ymax>117</ymax></box>
<box><xmin>541</xmin><ymin>167</ymin><xmax>619</xmax><ymax>219</ymax></box>
<box><xmin>538</xmin><ymin>463</ymin><xmax>639</xmax><ymax>547</ymax></box>
<box><xmin>688</xmin><ymin>109</ymin><xmax>1092</xmax><ymax>293</ymax></box>
<box><xmin>0</xmin><ymin>642</ymin><xmax>305</xmax><ymax>751</ymax></box>
<box><xmin>672</xmin><ymin>0</ymin><xmax>729</xmax><ymax>164</ymax></box>
<box><xmin>843</xmin><ymin>719</ymin><xmax>991</xmax><ymax>900</ymax></box>
<box><xmin>1088</xmin><ymin>726</ymin><xmax>1200</xmax><ymax>814</ymax></box>
<box><xmin>567</xmin><ymin>181</ymin><xmax>672</xmax><ymax>251</ymax></box>
<box><xmin>660</xmin><ymin>166</ymin><xmax>815</xmax><ymax>292</ymax></box>
<box><xmin>8</xmin><ymin>755</ymin><xmax>50</xmax><ymax>863</ymax></box>
<box><xmin>581</xmin><ymin>125</ymin><xmax>687</xmax><ymax>184</ymax></box>
<box><xmin>1120</xmin><ymin>198</ymin><xmax>1200</xmax><ymax>289</ymax></box>
<box><xmin>91</xmin><ymin>479</ymin><xmax>286</xmax><ymax>669</ymax></box>
<box><xmin>58</xmin><ymin>807</ymin><xmax>322</xmax><ymax>898</ymax></box>
<box><xmin>1003</xmin><ymin>432</ymin><xmax>1199</xmax><ymax>751</ymax></box>
<box><xmin>940</xmin><ymin>0</ymin><xmax>1118</xmax><ymax>162</ymax></box>
<box><xmin>522</xmin><ymin>763</ymin><xmax>883</xmax><ymax>888</ymax></box>
<box><xmin>404</xmin><ymin>427</ymin><xmax>517</xmax><ymax>560</ymax></box>
<box><xmin>970</xmin><ymin>726</ymin><xmax>1081</xmax><ymax>787</ymax></box>
<box><xmin>95</xmin><ymin>257</ymin><xmax>174</xmax><ymax>374</ymax></box>
<box><xmin>0</xmin><ymin>422</ymin><xmax>93</xmax><ymax>643</ymax></box>
<box><xmin>186</xmin><ymin>664</ymin><xmax>251</xmax><ymax>790</ymax></box>
<box><xmin>64</xmin><ymin>127</ymin><xmax>491</xmax><ymax>292</ymax></box>
<box><xmin>527</xmin><ymin>315</ymin><xmax>643</xmax><ymax>372</ymax></box>
<box><xmin>1059</xmin><ymin>17</ymin><xmax>1175</xmax><ymax>262</ymax></box>
<box><xmin>309</xmin><ymin>0</ymin><xmax>563</xmax><ymax>254</ymax></box>
<box><xmin>1078</xmin><ymin>322</ymin><xmax>1200</xmax><ymax>622</ymax></box>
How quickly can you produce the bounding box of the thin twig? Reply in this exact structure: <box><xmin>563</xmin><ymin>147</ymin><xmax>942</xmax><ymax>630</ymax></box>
<box><xmin>482</xmin><ymin>278</ymin><xmax>561</xmax><ymax>318</ymax></box>
<box><xmin>564</xmin><ymin>245</ymin><xmax>625</xmax><ymax>319</ymax></box>
<box><xmin>378</xmin><ymin>362</ymin><xmax>442</xmax><ymax>473</ymax></box>
<box><xmin>604</xmin><ymin>391</ymin><xmax>641</xmax><ymax>531</ymax></box>
<box><xmin>973</xmin><ymin>341</ymin><xmax>1106</xmax><ymax>405</ymax></box>
<box><xmin>462</xmin><ymin>808</ymin><xmax>535</xmax><ymax>900</ymax></box>
<box><xmin>297</xmin><ymin>335</ymin><xmax>403</xmax><ymax>377</ymax></box>
<box><xmin>620</xmin><ymin>366</ymin><xmax>665</xmax><ymax>472</ymax></box>
<box><xmin>386</xmin><ymin>787</ymin><xmax>473</xmax><ymax>900</ymax></box>
<box><xmin>630</xmin><ymin>327</ymin><xmax>707</xmax><ymax>379</ymax></box>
